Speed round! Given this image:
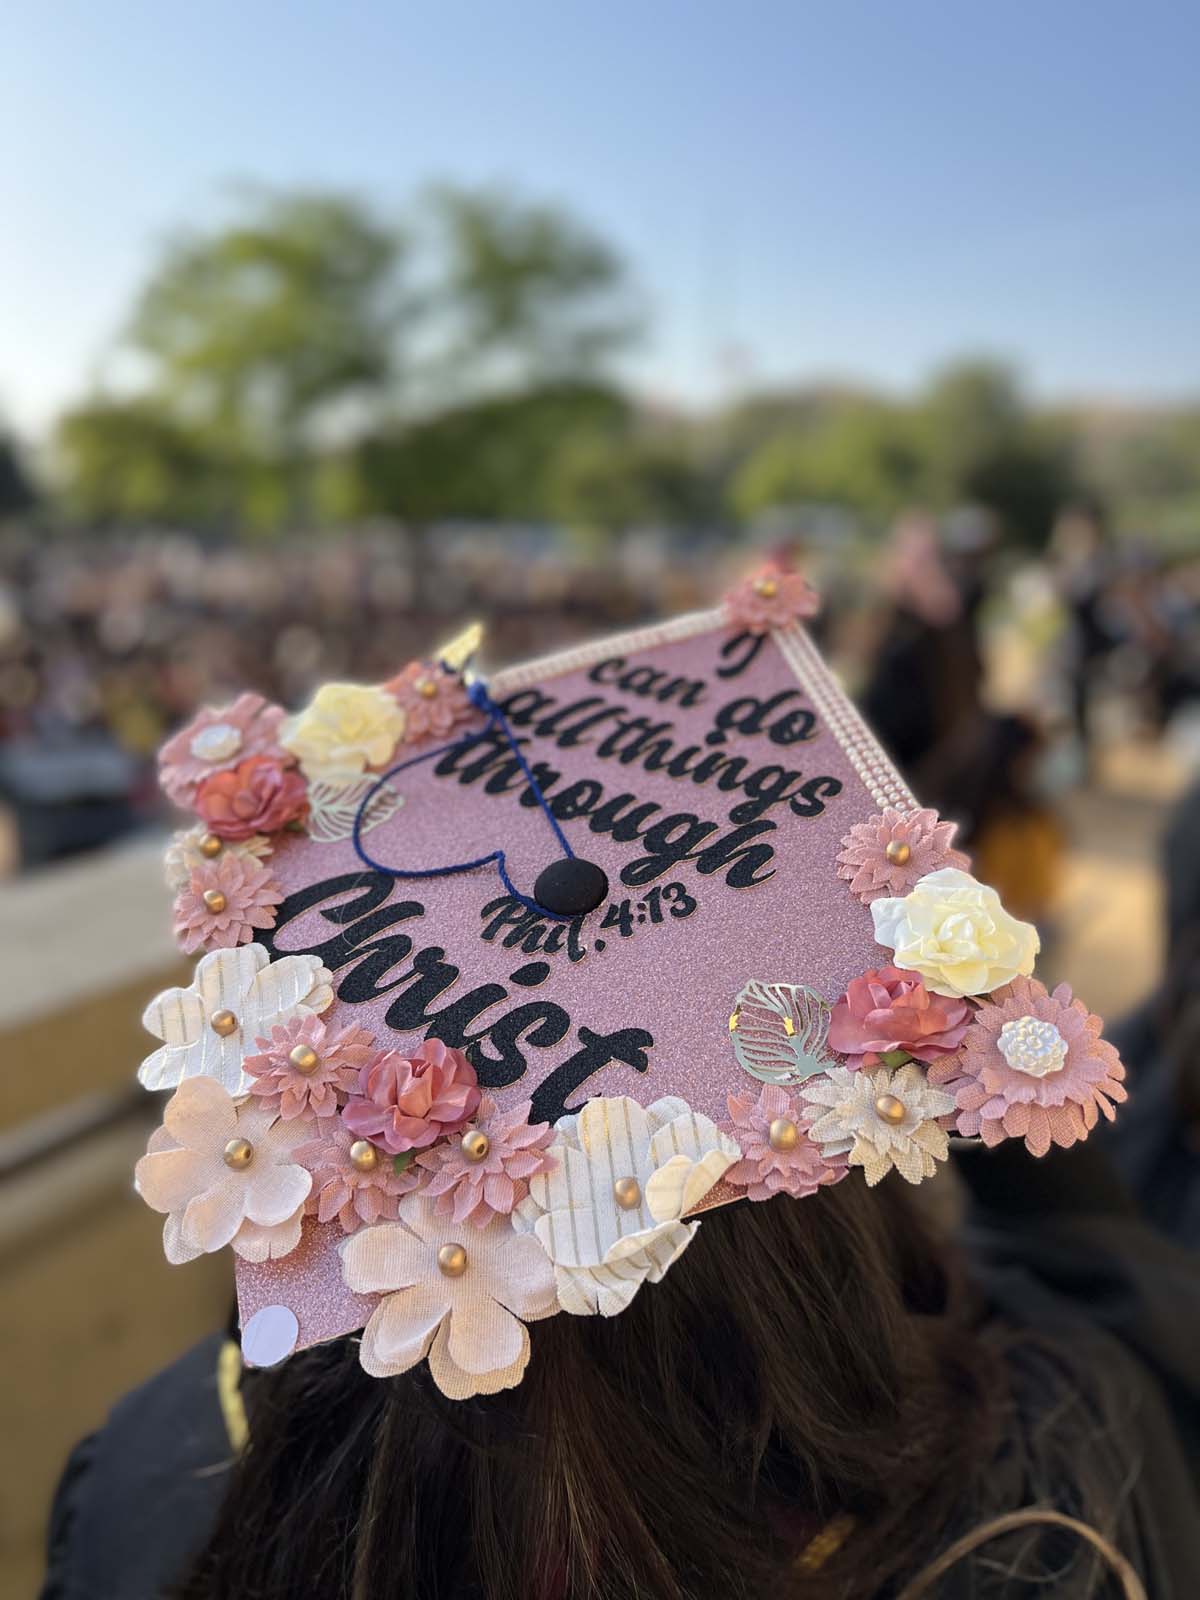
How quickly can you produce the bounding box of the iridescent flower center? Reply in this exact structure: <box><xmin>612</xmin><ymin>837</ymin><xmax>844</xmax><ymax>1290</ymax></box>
<box><xmin>997</xmin><ymin>1014</ymin><xmax>1067</xmax><ymax>1077</ymax></box>
<box><xmin>191</xmin><ymin>722</ymin><xmax>243</xmax><ymax>763</ymax></box>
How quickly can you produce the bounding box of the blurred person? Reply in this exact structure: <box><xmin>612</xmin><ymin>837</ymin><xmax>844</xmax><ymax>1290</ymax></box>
<box><xmin>1106</xmin><ymin>778</ymin><xmax>1200</xmax><ymax>1247</ymax></box>
<box><xmin>1050</xmin><ymin>503</ymin><xmax>1116</xmax><ymax>766</ymax></box>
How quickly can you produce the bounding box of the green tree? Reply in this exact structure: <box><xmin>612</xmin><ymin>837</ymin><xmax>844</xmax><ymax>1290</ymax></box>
<box><xmin>55</xmin><ymin>401</ymin><xmax>220</xmax><ymax>524</ymax></box>
<box><xmin>0</xmin><ymin>432</ymin><xmax>36</xmax><ymax>517</ymax></box>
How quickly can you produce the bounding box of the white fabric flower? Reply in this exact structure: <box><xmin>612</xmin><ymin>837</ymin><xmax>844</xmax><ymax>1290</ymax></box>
<box><xmin>163</xmin><ymin>825</ymin><xmax>272</xmax><ymax>893</ymax></box>
<box><xmin>801</xmin><ymin>1064</ymin><xmax>955</xmax><ymax>1186</ymax></box>
<box><xmin>340</xmin><ymin>1195</ymin><xmax>558</xmax><ymax>1397</ymax></box>
<box><xmin>870</xmin><ymin>867</ymin><xmax>1039</xmax><ymax>998</ymax></box>
<box><xmin>280</xmin><ymin>682</ymin><xmax>406</xmax><ymax>784</ymax></box>
<box><xmin>138</xmin><ymin>944</ymin><xmax>334</xmax><ymax>1095</ymax></box>
<box><xmin>136</xmin><ymin>1077</ymin><xmax>312</xmax><ymax>1262</ymax></box>
<box><xmin>512</xmin><ymin>1096</ymin><xmax>740</xmax><ymax>1317</ymax></box>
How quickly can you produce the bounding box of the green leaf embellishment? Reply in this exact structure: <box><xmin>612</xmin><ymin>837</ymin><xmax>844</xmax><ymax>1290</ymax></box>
<box><xmin>879</xmin><ymin>1049</ymin><xmax>913</xmax><ymax>1068</ymax></box>
<box><xmin>393</xmin><ymin>1152</ymin><xmax>414</xmax><ymax>1176</ymax></box>
<box><xmin>730</xmin><ymin>980</ymin><xmax>834</xmax><ymax>1087</ymax></box>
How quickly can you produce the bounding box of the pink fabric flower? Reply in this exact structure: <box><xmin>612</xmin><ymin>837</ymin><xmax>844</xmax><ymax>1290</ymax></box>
<box><xmin>926</xmin><ymin>977</ymin><xmax>1127</xmax><ymax>1157</ymax></box>
<box><xmin>385</xmin><ymin>660</ymin><xmax>476</xmax><ymax>744</ymax></box>
<box><xmin>172</xmin><ymin>853</ymin><xmax>282</xmax><ymax>954</ymax></box>
<box><xmin>723</xmin><ymin>1084</ymin><xmax>846</xmax><ymax>1201</ymax></box>
<box><xmin>342</xmin><ymin>1038</ymin><xmax>481</xmax><ymax>1155</ymax></box>
<box><xmin>158</xmin><ymin>692</ymin><xmax>289</xmax><ymax>808</ymax></box>
<box><xmin>836</xmin><ymin>806</ymin><xmax>970</xmax><ymax>904</ymax></box>
<box><xmin>243</xmin><ymin>1015</ymin><xmax>377</xmax><ymax>1120</ymax></box>
<box><xmin>828</xmin><ymin>966</ymin><xmax>971</xmax><ymax>1070</ymax></box>
<box><xmin>724</xmin><ymin>566</ymin><xmax>820</xmax><ymax>635</ymax></box>
<box><xmin>194</xmin><ymin>754</ymin><xmax>308</xmax><ymax>840</ymax></box>
<box><xmin>416</xmin><ymin>1096</ymin><xmax>557</xmax><ymax>1224</ymax></box>
<box><xmin>295</xmin><ymin>1116</ymin><xmax>422</xmax><ymax>1233</ymax></box>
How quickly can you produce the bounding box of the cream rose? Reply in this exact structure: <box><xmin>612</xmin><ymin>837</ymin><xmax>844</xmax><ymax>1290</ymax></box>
<box><xmin>280</xmin><ymin>682</ymin><xmax>406</xmax><ymax>783</ymax></box>
<box><xmin>870</xmin><ymin>867</ymin><xmax>1039</xmax><ymax>999</ymax></box>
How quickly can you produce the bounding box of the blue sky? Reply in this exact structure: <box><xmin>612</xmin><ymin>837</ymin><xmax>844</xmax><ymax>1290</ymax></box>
<box><xmin>4</xmin><ymin>1</ymin><xmax>1199</xmax><ymax>436</ymax></box>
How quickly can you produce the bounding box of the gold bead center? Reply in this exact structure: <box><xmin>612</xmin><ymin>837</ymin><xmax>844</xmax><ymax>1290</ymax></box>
<box><xmin>415</xmin><ymin>677</ymin><xmax>438</xmax><ymax>699</ymax></box>
<box><xmin>348</xmin><ymin>1139</ymin><xmax>379</xmax><ymax>1172</ymax></box>
<box><xmin>289</xmin><ymin>1043</ymin><xmax>320</xmax><ymax>1074</ymax></box>
<box><xmin>202</xmin><ymin>888</ymin><xmax>227</xmax><ymax>913</ymax></box>
<box><xmin>199</xmin><ymin>833</ymin><xmax>223</xmax><ymax>858</ymax></box>
<box><xmin>460</xmin><ymin>1130</ymin><xmax>490</xmax><ymax>1163</ymax></box>
<box><xmin>754</xmin><ymin>576</ymin><xmax>779</xmax><ymax>598</ymax></box>
<box><xmin>768</xmin><ymin>1117</ymin><xmax>800</xmax><ymax>1152</ymax></box>
<box><xmin>612</xmin><ymin>1176</ymin><xmax>642</xmax><ymax>1210</ymax></box>
<box><xmin>437</xmin><ymin>1242</ymin><xmax>468</xmax><ymax>1277</ymax></box>
<box><xmin>210</xmin><ymin>1008</ymin><xmax>238</xmax><ymax>1036</ymax></box>
<box><xmin>874</xmin><ymin>1093</ymin><xmax>907</xmax><ymax>1126</ymax></box>
<box><xmin>223</xmin><ymin>1136</ymin><xmax>254</xmax><ymax>1169</ymax></box>
<box><xmin>885</xmin><ymin>839</ymin><xmax>912</xmax><ymax>865</ymax></box>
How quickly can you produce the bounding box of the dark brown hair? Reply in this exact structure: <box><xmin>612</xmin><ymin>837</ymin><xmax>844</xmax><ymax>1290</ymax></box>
<box><xmin>179</xmin><ymin>1181</ymin><xmax>1134</xmax><ymax>1599</ymax></box>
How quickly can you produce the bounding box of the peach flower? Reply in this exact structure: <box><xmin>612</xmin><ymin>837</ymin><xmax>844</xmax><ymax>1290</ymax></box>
<box><xmin>724</xmin><ymin>566</ymin><xmax>819</xmax><ymax>635</ymax></box>
<box><xmin>416</xmin><ymin>1096</ymin><xmax>557</xmax><ymax>1224</ymax></box>
<box><xmin>172</xmin><ymin>854</ymin><xmax>282</xmax><ymax>954</ymax></box>
<box><xmin>158</xmin><ymin>692</ymin><xmax>289</xmax><ymax>808</ymax></box>
<box><xmin>194</xmin><ymin>754</ymin><xmax>308</xmax><ymax>840</ymax></box>
<box><xmin>836</xmin><ymin>807</ymin><xmax>970</xmax><ymax>905</ymax></box>
<box><xmin>723</xmin><ymin>1085</ymin><xmax>845</xmax><ymax>1201</ymax></box>
<box><xmin>296</xmin><ymin>1117</ymin><xmax>422</xmax><ymax>1233</ymax></box>
<box><xmin>828</xmin><ymin>967</ymin><xmax>971</xmax><ymax>1070</ymax></box>
<box><xmin>243</xmin><ymin>1014</ymin><xmax>377</xmax><ymax>1120</ymax></box>
<box><xmin>386</xmin><ymin>660</ymin><xmax>477</xmax><ymax>744</ymax></box>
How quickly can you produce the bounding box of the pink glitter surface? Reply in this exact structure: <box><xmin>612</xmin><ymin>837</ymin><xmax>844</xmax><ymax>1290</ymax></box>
<box><xmin>238</xmin><ymin>621</ymin><xmax>892</xmax><ymax>1351</ymax></box>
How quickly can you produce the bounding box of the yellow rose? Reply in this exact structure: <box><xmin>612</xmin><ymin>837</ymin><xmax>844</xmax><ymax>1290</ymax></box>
<box><xmin>870</xmin><ymin>867</ymin><xmax>1039</xmax><ymax>998</ymax></box>
<box><xmin>280</xmin><ymin>683</ymin><xmax>406</xmax><ymax>783</ymax></box>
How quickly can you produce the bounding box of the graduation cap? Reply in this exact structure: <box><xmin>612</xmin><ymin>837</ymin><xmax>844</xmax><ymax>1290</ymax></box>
<box><xmin>134</xmin><ymin>569</ymin><xmax>1127</xmax><ymax>1391</ymax></box>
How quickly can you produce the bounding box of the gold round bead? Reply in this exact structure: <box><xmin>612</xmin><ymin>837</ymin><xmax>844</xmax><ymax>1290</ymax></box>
<box><xmin>289</xmin><ymin>1043</ymin><xmax>320</xmax><ymax>1074</ymax></box>
<box><xmin>202</xmin><ymin>888</ymin><xmax>227</xmax><ymax>913</ymax></box>
<box><xmin>223</xmin><ymin>1136</ymin><xmax>254</xmax><ymax>1170</ymax></box>
<box><xmin>874</xmin><ymin>1093</ymin><xmax>907</xmax><ymax>1125</ymax></box>
<box><xmin>210</xmin><ymin>1008</ymin><xmax>238</xmax><ymax>1037</ymax></box>
<box><xmin>199</xmin><ymin>833</ymin><xmax>223</xmax><ymax>858</ymax></box>
<box><xmin>437</xmin><ymin>1242</ymin><xmax>468</xmax><ymax>1277</ymax></box>
<box><xmin>768</xmin><ymin>1117</ymin><xmax>800</xmax><ymax>1152</ymax></box>
<box><xmin>754</xmin><ymin>576</ymin><xmax>779</xmax><ymax>598</ymax></box>
<box><xmin>885</xmin><ymin>839</ymin><xmax>912</xmax><ymax>866</ymax></box>
<box><xmin>415</xmin><ymin>676</ymin><xmax>438</xmax><ymax>699</ymax></box>
<box><xmin>348</xmin><ymin>1139</ymin><xmax>380</xmax><ymax>1172</ymax></box>
<box><xmin>460</xmin><ymin>1129</ymin><xmax>490</xmax><ymax>1163</ymax></box>
<box><xmin>612</xmin><ymin>1176</ymin><xmax>642</xmax><ymax>1210</ymax></box>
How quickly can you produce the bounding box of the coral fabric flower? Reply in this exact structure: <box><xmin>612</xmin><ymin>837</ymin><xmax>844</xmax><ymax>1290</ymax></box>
<box><xmin>871</xmin><ymin>868</ymin><xmax>1040</xmax><ymax>999</ymax></box>
<box><xmin>158</xmin><ymin>692</ymin><xmax>289</xmax><ymax>808</ymax></box>
<box><xmin>828</xmin><ymin>966</ymin><xmax>971</xmax><ymax>1070</ymax></box>
<box><xmin>138</xmin><ymin>943</ymin><xmax>335</xmax><ymax>1095</ymax></box>
<box><xmin>296</xmin><ymin>1117</ymin><xmax>422</xmax><ymax>1233</ymax></box>
<box><xmin>724</xmin><ymin>566</ymin><xmax>820</xmax><ymax>635</ymax></box>
<box><xmin>342</xmin><ymin>1039</ymin><xmax>481</xmax><ymax>1155</ymax></box>
<box><xmin>172</xmin><ymin>854</ymin><xmax>282</xmax><ymax>954</ymax></box>
<box><xmin>135</xmin><ymin>1076</ymin><xmax>312</xmax><ymax>1261</ymax></box>
<box><xmin>417</xmin><ymin>1096</ymin><xmax>557</xmax><ymax>1225</ymax></box>
<box><xmin>163</xmin><ymin>825</ymin><xmax>272</xmax><ymax>893</ymax></box>
<box><xmin>723</xmin><ymin>1085</ymin><xmax>846</xmax><ymax>1201</ymax></box>
<box><xmin>243</xmin><ymin>1014</ymin><xmax>377</xmax><ymax>1120</ymax></box>
<box><xmin>385</xmin><ymin>660</ymin><xmax>477</xmax><ymax>745</ymax></box>
<box><xmin>801</xmin><ymin>1064</ymin><xmax>956</xmax><ymax>1186</ymax></box>
<box><xmin>340</xmin><ymin>1195</ymin><xmax>558</xmax><ymax>1396</ymax></box>
<box><xmin>836</xmin><ymin>807</ymin><xmax>970</xmax><ymax>905</ymax></box>
<box><xmin>926</xmin><ymin>978</ymin><xmax>1127</xmax><ymax>1157</ymax></box>
<box><xmin>512</xmin><ymin>1096</ymin><xmax>739</xmax><ymax>1317</ymax></box>
<box><xmin>194</xmin><ymin>754</ymin><xmax>308</xmax><ymax>840</ymax></box>
<box><xmin>280</xmin><ymin>682</ymin><xmax>406</xmax><ymax>784</ymax></box>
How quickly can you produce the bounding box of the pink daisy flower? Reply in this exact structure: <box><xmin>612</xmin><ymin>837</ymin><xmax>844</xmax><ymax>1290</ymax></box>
<box><xmin>836</xmin><ymin>807</ymin><xmax>970</xmax><ymax>904</ymax></box>
<box><xmin>724</xmin><ymin>566</ymin><xmax>820</xmax><ymax>635</ymax></box>
<box><xmin>385</xmin><ymin>660</ymin><xmax>477</xmax><ymax>744</ymax></box>
<box><xmin>158</xmin><ymin>692</ymin><xmax>290</xmax><ymax>808</ymax></box>
<box><xmin>926</xmin><ymin>977</ymin><xmax>1127</xmax><ymax>1157</ymax></box>
<box><xmin>723</xmin><ymin>1084</ymin><xmax>847</xmax><ymax>1201</ymax></box>
<box><xmin>243</xmin><ymin>1015</ymin><xmax>377</xmax><ymax>1121</ymax></box>
<box><xmin>416</xmin><ymin>1096</ymin><xmax>557</xmax><ymax>1225</ymax></box>
<box><xmin>171</xmin><ymin>854</ymin><xmax>282</xmax><ymax>954</ymax></box>
<box><xmin>296</xmin><ymin>1117</ymin><xmax>422</xmax><ymax>1233</ymax></box>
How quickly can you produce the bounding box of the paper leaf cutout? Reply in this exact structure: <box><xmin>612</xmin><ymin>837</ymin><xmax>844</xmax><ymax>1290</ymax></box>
<box><xmin>305</xmin><ymin>776</ymin><xmax>405</xmax><ymax>844</ymax></box>
<box><xmin>731</xmin><ymin>979</ymin><xmax>833</xmax><ymax>1086</ymax></box>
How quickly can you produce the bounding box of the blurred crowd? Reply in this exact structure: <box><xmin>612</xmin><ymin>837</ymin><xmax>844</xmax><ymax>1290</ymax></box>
<box><xmin>0</xmin><ymin>512</ymin><xmax>1197</xmax><ymax>880</ymax></box>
